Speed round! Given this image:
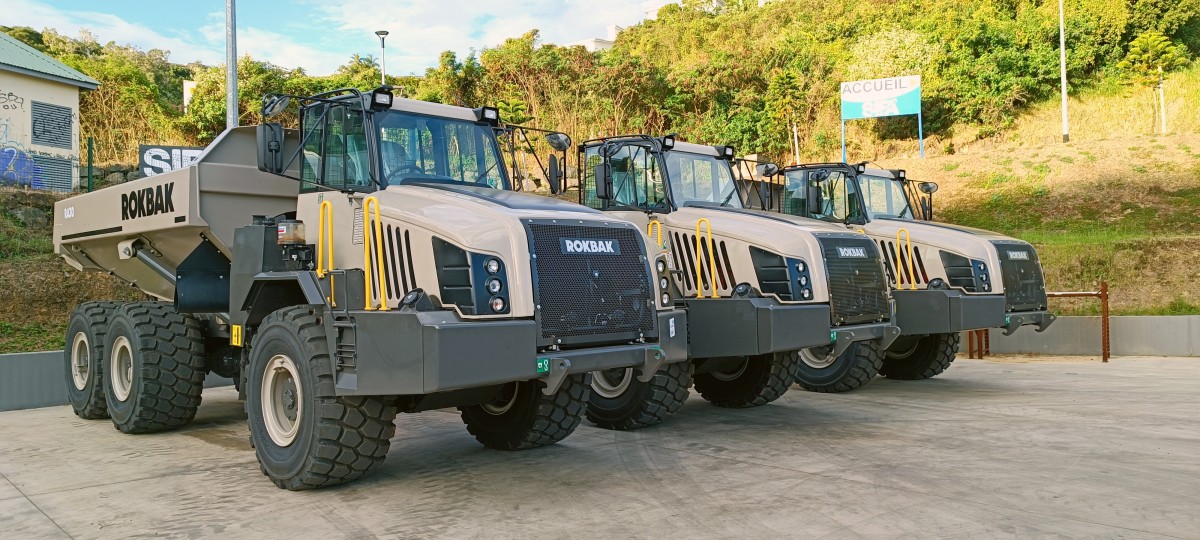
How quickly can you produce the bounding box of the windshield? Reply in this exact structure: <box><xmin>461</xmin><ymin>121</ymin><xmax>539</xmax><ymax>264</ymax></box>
<box><xmin>779</xmin><ymin>169</ymin><xmax>862</xmax><ymax>223</ymax></box>
<box><xmin>375</xmin><ymin>111</ymin><xmax>509</xmax><ymax>189</ymax></box>
<box><xmin>858</xmin><ymin>174</ymin><xmax>914</xmax><ymax>219</ymax></box>
<box><xmin>664</xmin><ymin>151</ymin><xmax>741</xmax><ymax>208</ymax></box>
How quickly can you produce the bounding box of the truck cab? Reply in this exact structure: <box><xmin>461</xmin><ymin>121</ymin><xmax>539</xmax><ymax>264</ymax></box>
<box><xmin>749</xmin><ymin>161</ymin><xmax>1054</xmax><ymax>390</ymax></box>
<box><xmin>574</xmin><ymin>134</ymin><xmax>900</xmax><ymax>414</ymax></box>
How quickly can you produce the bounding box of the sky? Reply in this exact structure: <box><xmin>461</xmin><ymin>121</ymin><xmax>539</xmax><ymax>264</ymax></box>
<box><xmin>1</xmin><ymin>0</ymin><xmax>676</xmax><ymax>75</ymax></box>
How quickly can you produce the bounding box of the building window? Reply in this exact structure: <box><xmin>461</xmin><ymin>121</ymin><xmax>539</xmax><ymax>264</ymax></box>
<box><xmin>30</xmin><ymin>101</ymin><xmax>73</xmax><ymax>149</ymax></box>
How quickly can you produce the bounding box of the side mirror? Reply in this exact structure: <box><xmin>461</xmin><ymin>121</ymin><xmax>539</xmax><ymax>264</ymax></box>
<box><xmin>548</xmin><ymin>154</ymin><xmax>562</xmax><ymax>195</ymax></box>
<box><xmin>256</xmin><ymin>123</ymin><xmax>284</xmax><ymax>173</ymax></box>
<box><xmin>756</xmin><ymin>163</ymin><xmax>779</xmax><ymax>178</ymax></box>
<box><xmin>810</xmin><ymin>170</ymin><xmax>829</xmax><ymax>183</ymax></box>
<box><xmin>260</xmin><ymin>95</ymin><xmax>290</xmax><ymax>118</ymax></box>
<box><xmin>919</xmin><ymin>181</ymin><xmax>938</xmax><ymax>194</ymax></box>
<box><xmin>593</xmin><ymin>162</ymin><xmax>613</xmax><ymax>200</ymax></box>
<box><xmin>546</xmin><ymin>132</ymin><xmax>572</xmax><ymax>152</ymax></box>
<box><xmin>806</xmin><ymin>184</ymin><xmax>823</xmax><ymax>215</ymax></box>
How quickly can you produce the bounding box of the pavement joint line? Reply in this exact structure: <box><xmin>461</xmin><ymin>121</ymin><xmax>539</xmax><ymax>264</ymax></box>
<box><xmin>15</xmin><ymin>467</ymin><xmax>244</xmax><ymax>500</ymax></box>
<box><xmin>0</xmin><ymin>470</ymin><xmax>74</xmax><ymax>539</ymax></box>
<box><xmin>627</xmin><ymin>440</ymin><xmax>1191</xmax><ymax>539</ymax></box>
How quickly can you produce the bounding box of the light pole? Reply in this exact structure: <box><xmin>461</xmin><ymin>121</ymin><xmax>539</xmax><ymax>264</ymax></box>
<box><xmin>375</xmin><ymin>30</ymin><xmax>389</xmax><ymax>86</ymax></box>
<box><xmin>1058</xmin><ymin>0</ymin><xmax>1069</xmax><ymax>143</ymax></box>
<box><xmin>226</xmin><ymin>0</ymin><xmax>238</xmax><ymax>129</ymax></box>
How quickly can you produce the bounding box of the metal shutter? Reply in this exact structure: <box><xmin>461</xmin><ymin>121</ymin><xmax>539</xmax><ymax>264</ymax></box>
<box><xmin>31</xmin><ymin>102</ymin><xmax>74</xmax><ymax>149</ymax></box>
<box><xmin>31</xmin><ymin>155</ymin><xmax>75</xmax><ymax>191</ymax></box>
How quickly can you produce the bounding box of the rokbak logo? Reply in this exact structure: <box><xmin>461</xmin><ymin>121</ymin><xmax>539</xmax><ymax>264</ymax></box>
<box><xmin>1007</xmin><ymin>250</ymin><xmax>1030</xmax><ymax>260</ymax></box>
<box><xmin>561</xmin><ymin>238</ymin><xmax>621</xmax><ymax>255</ymax></box>
<box><xmin>836</xmin><ymin>246</ymin><xmax>868</xmax><ymax>258</ymax></box>
<box><xmin>121</xmin><ymin>182</ymin><xmax>175</xmax><ymax>221</ymax></box>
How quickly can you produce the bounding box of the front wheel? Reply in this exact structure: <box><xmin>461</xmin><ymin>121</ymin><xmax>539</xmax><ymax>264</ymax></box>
<box><xmin>879</xmin><ymin>333</ymin><xmax>959</xmax><ymax>380</ymax></box>
<box><xmin>586</xmin><ymin>362</ymin><xmax>692</xmax><ymax>430</ymax></box>
<box><xmin>459</xmin><ymin>374</ymin><xmax>589</xmax><ymax>450</ymax></box>
<box><xmin>246</xmin><ymin>306</ymin><xmax>398</xmax><ymax>490</ymax></box>
<box><xmin>793</xmin><ymin>341</ymin><xmax>884</xmax><ymax>393</ymax></box>
<box><xmin>692</xmin><ymin>352</ymin><xmax>799</xmax><ymax>408</ymax></box>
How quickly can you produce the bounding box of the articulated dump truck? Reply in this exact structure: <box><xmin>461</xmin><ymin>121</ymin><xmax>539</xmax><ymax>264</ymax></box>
<box><xmin>53</xmin><ymin>87</ymin><xmax>688</xmax><ymax>490</ymax></box>
<box><xmin>739</xmin><ymin>162</ymin><xmax>1055</xmax><ymax>392</ymax></box>
<box><xmin>566</xmin><ymin>134</ymin><xmax>900</xmax><ymax>426</ymax></box>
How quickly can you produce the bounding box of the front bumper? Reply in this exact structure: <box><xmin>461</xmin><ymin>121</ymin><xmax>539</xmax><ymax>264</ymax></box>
<box><xmin>333</xmin><ymin>308</ymin><xmax>688</xmax><ymax>397</ymax></box>
<box><xmin>891</xmin><ymin>289</ymin><xmax>1056</xmax><ymax>336</ymax></box>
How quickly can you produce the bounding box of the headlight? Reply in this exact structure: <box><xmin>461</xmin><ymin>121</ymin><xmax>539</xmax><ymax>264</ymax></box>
<box><xmin>485</xmin><ymin>258</ymin><xmax>502</xmax><ymax>274</ymax></box>
<box><xmin>659</xmin><ymin>277</ymin><xmax>669</xmax><ymax>290</ymax></box>
<box><xmin>801</xmin><ymin>289</ymin><xmax>811</xmax><ymax>300</ymax></box>
<box><xmin>799</xmin><ymin>276</ymin><xmax>808</xmax><ymax>286</ymax></box>
<box><xmin>485</xmin><ymin>277</ymin><xmax>502</xmax><ymax>294</ymax></box>
<box><xmin>489</xmin><ymin>296</ymin><xmax>507</xmax><ymax>312</ymax></box>
<box><xmin>656</xmin><ymin>260</ymin><xmax>667</xmax><ymax>273</ymax></box>
<box><xmin>796</xmin><ymin>261</ymin><xmax>806</xmax><ymax>272</ymax></box>
<box><xmin>661</xmin><ymin>292</ymin><xmax>671</xmax><ymax>305</ymax></box>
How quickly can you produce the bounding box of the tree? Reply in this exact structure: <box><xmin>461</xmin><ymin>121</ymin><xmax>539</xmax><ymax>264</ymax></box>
<box><xmin>1117</xmin><ymin>31</ymin><xmax>1191</xmax><ymax>133</ymax></box>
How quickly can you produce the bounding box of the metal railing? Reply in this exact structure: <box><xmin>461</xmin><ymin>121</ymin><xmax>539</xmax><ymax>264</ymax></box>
<box><xmin>967</xmin><ymin>281</ymin><xmax>1110</xmax><ymax>362</ymax></box>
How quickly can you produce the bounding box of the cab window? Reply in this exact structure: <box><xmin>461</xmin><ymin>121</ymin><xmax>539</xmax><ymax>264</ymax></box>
<box><xmin>581</xmin><ymin>143</ymin><xmax>667</xmax><ymax>210</ymax></box>
<box><xmin>299</xmin><ymin>102</ymin><xmax>372</xmax><ymax>192</ymax></box>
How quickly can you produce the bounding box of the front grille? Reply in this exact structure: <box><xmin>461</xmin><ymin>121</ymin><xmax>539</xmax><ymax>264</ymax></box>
<box><xmin>993</xmin><ymin>241</ymin><xmax>1047</xmax><ymax>312</ymax></box>
<box><xmin>817</xmin><ymin>235</ymin><xmax>890</xmax><ymax>326</ymax></box>
<box><xmin>526</xmin><ymin>221</ymin><xmax>655</xmax><ymax>344</ymax></box>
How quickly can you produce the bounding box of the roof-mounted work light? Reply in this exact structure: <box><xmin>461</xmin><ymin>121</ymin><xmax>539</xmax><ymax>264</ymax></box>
<box><xmin>476</xmin><ymin>106</ymin><xmax>500</xmax><ymax>125</ymax></box>
<box><xmin>719</xmin><ymin>145</ymin><xmax>736</xmax><ymax>160</ymax></box>
<box><xmin>369</xmin><ymin>86</ymin><xmax>394</xmax><ymax>110</ymax></box>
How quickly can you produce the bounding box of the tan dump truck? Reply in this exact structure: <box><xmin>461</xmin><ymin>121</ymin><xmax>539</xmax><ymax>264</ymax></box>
<box><xmin>567</xmin><ymin>135</ymin><xmax>900</xmax><ymax>428</ymax></box>
<box><xmin>53</xmin><ymin>87</ymin><xmax>688</xmax><ymax>489</ymax></box>
<box><xmin>742</xmin><ymin>162</ymin><xmax>1054</xmax><ymax>392</ymax></box>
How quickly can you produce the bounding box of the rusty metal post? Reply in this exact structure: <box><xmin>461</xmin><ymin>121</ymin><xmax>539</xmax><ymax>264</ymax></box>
<box><xmin>983</xmin><ymin>328</ymin><xmax>990</xmax><ymax>356</ymax></box>
<box><xmin>1100</xmin><ymin>281</ymin><xmax>1110</xmax><ymax>363</ymax></box>
<box><xmin>968</xmin><ymin>331</ymin><xmax>977</xmax><ymax>359</ymax></box>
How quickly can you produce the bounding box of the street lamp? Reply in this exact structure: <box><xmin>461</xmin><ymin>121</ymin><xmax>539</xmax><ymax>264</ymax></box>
<box><xmin>1058</xmin><ymin>0</ymin><xmax>1069</xmax><ymax>143</ymax></box>
<box><xmin>375</xmin><ymin>30</ymin><xmax>389</xmax><ymax>86</ymax></box>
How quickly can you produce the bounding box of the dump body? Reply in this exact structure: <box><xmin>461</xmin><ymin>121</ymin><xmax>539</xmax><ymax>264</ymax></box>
<box><xmin>55</xmin><ymin>127</ymin><xmax>298</xmax><ymax>302</ymax></box>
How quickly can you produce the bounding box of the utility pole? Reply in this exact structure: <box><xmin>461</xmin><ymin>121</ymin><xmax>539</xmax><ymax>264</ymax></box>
<box><xmin>1058</xmin><ymin>0</ymin><xmax>1069</xmax><ymax>143</ymax></box>
<box><xmin>225</xmin><ymin>0</ymin><xmax>238</xmax><ymax>129</ymax></box>
<box><xmin>375</xmin><ymin>30</ymin><xmax>389</xmax><ymax>86</ymax></box>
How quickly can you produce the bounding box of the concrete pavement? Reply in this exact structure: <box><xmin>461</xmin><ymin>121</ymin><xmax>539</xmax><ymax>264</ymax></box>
<box><xmin>1</xmin><ymin>357</ymin><xmax>1197</xmax><ymax>538</ymax></box>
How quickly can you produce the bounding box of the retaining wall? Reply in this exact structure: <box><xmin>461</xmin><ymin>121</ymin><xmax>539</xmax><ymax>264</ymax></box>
<box><xmin>972</xmin><ymin>316</ymin><xmax>1200</xmax><ymax>357</ymax></box>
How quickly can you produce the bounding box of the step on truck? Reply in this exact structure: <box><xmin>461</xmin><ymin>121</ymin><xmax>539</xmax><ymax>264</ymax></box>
<box><xmin>741</xmin><ymin>162</ymin><xmax>1055</xmax><ymax>391</ymax></box>
<box><xmin>53</xmin><ymin>87</ymin><xmax>688</xmax><ymax>490</ymax></box>
<box><xmin>567</xmin><ymin>134</ymin><xmax>899</xmax><ymax>428</ymax></box>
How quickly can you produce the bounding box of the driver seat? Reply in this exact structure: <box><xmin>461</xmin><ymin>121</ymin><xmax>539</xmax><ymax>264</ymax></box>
<box><xmin>381</xmin><ymin>141</ymin><xmax>414</xmax><ymax>185</ymax></box>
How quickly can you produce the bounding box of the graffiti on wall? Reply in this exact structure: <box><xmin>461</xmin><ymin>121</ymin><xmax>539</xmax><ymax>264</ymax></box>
<box><xmin>0</xmin><ymin>118</ymin><xmax>47</xmax><ymax>190</ymax></box>
<box><xmin>0</xmin><ymin>88</ymin><xmax>26</xmax><ymax>111</ymax></box>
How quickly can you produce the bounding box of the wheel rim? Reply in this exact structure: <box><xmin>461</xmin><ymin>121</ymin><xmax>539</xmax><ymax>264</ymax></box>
<box><xmin>711</xmin><ymin>359</ymin><xmax>749</xmax><ymax>381</ymax></box>
<box><xmin>887</xmin><ymin>338</ymin><xmax>920</xmax><ymax>360</ymax></box>
<box><xmin>110</xmin><ymin>336</ymin><xmax>134</xmax><ymax>401</ymax></box>
<box><xmin>800</xmin><ymin>346</ymin><xmax>836</xmax><ymax>369</ymax></box>
<box><xmin>482</xmin><ymin>382</ymin><xmax>519</xmax><ymax>415</ymax></box>
<box><xmin>70</xmin><ymin>332</ymin><xmax>90</xmax><ymax>391</ymax></box>
<box><xmin>591</xmin><ymin>368</ymin><xmax>633</xmax><ymax>399</ymax></box>
<box><xmin>261</xmin><ymin>354</ymin><xmax>303</xmax><ymax>447</ymax></box>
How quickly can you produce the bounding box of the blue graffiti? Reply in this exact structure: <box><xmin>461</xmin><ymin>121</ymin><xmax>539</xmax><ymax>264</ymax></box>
<box><xmin>0</xmin><ymin>146</ymin><xmax>47</xmax><ymax>190</ymax></box>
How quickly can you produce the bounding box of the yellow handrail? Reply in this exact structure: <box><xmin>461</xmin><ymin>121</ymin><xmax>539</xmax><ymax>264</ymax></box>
<box><xmin>895</xmin><ymin>228</ymin><xmax>917</xmax><ymax>290</ymax></box>
<box><xmin>362</xmin><ymin>196</ymin><xmax>389</xmax><ymax>310</ymax></box>
<box><xmin>647</xmin><ymin>219</ymin><xmax>663</xmax><ymax>248</ymax></box>
<box><xmin>694</xmin><ymin>218</ymin><xmax>718</xmax><ymax>299</ymax></box>
<box><xmin>317</xmin><ymin>200</ymin><xmax>335</xmax><ymax>307</ymax></box>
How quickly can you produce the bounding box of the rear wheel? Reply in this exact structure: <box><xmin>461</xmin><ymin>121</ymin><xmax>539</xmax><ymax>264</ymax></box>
<box><xmin>246</xmin><ymin>306</ymin><xmax>398</xmax><ymax>490</ymax></box>
<box><xmin>460</xmin><ymin>374</ymin><xmax>589</xmax><ymax>450</ymax></box>
<box><xmin>64</xmin><ymin>302</ymin><xmax>121</xmax><ymax>419</ymax></box>
<box><xmin>693</xmin><ymin>352</ymin><xmax>798</xmax><ymax>408</ymax></box>
<box><xmin>794</xmin><ymin>341</ymin><xmax>884</xmax><ymax>393</ymax></box>
<box><xmin>586</xmin><ymin>362</ymin><xmax>692</xmax><ymax>430</ymax></box>
<box><xmin>879</xmin><ymin>333</ymin><xmax>959</xmax><ymax>380</ymax></box>
<box><xmin>103</xmin><ymin>302</ymin><xmax>207</xmax><ymax>433</ymax></box>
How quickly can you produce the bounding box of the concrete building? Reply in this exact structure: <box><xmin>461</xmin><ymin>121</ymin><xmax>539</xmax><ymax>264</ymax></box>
<box><xmin>568</xmin><ymin>25</ymin><xmax>622</xmax><ymax>52</ymax></box>
<box><xmin>0</xmin><ymin>31</ymin><xmax>98</xmax><ymax>191</ymax></box>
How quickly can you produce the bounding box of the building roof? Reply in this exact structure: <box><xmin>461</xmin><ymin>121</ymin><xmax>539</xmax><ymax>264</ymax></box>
<box><xmin>0</xmin><ymin>31</ymin><xmax>99</xmax><ymax>90</ymax></box>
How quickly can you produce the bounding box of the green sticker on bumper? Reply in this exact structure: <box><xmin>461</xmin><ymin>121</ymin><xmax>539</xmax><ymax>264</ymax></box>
<box><xmin>536</xmin><ymin>358</ymin><xmax>551</xmax><ymax>375</ymax></box>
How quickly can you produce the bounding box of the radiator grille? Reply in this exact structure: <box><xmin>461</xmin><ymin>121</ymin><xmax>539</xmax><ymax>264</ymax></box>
<box><xmin>527</xmin><ymin>222</ymin><xmax>655</xmax><ymax>342</ymax></box>
<box><xmin>993</xmin><ymin>241</ymin><xmax>1047</xmax><ymax>312</ymax></box>
<box><xmin>367</xmin><ymin>223</ymin><xmax>418</xmax><ymax>303</ymax></box>
<box><xmin>817</xmin><ymin>236</ymin><xmax>890</xmax><ymax>325</ymax></box>
<box><xmin>670</xmin><ymin>230</ymin><xmax>736</xmax><ymax>296</ymax></box>
<box><xmin>880</xmin><ymin>241</ymin><xmax>929</xmax><ymax>288</ymax></box>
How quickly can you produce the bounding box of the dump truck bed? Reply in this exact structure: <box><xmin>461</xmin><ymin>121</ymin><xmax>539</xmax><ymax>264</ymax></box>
<box><xmin>54</xmin><ymin>127</ymin><xmax>299</xmax><ymax>301</ymax></box>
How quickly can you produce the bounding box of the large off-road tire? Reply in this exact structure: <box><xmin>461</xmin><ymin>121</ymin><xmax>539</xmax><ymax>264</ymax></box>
<box><xmin>692</xmin><ymin>352</ymin><xmax>799</xmax><ymax>408</ymax></box>
<box><xmin>64</xmin><ymin>301</ymin><xmax>121</xmax><ymax>419</ymax></box>
<box><xmin>103</xmin><ymin>302</ymin><xmax>207</xmax><ymax>433</ymax></box>
<box><xmin>879</xmin><ymin>333</ymin><xmax>959</xmax><ymax>380</ymax></box>
<box><xmin>794</xmin><ymin>341</ymin><xmax>885</xmax><ymax>393</ymax></box>
<box><xmin>246</xmin><ymin>306</ymin><xmax>398</xmax><ymax>491</ymax></box>
<box><xmin>586</xmin><ymin>362</ymin><xmax>692</xmax><ymax>430</ymax></box>
<box><xmin>459</xmin><ymin>373</ymin><xmax>589</xmax><ymax>450</ymax></box>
